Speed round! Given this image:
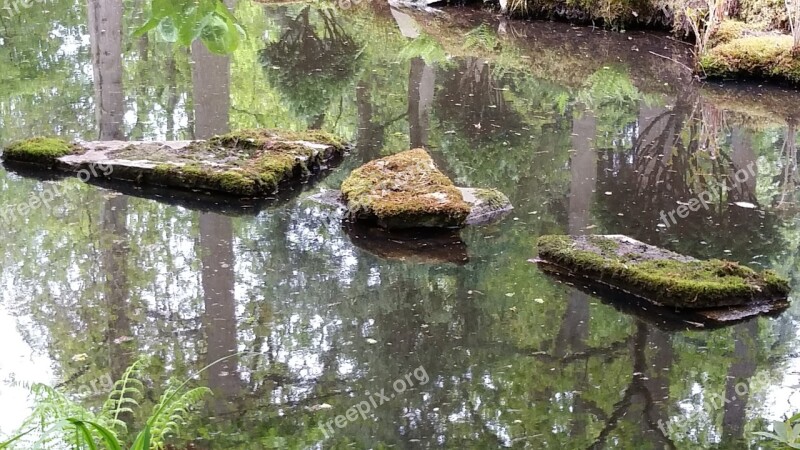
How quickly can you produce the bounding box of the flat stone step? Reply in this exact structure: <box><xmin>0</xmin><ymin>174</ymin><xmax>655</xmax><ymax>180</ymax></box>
<box><xmin>536</xmin><ymin>257</ymin><xmax>789</xmax><ymax>329</ymax></box>
<box><xmin>534</xmin><ymin>234</ymin><xmax>790</xmax><ymax>310</ymax></box>
<box><xmin>1</xmin><ymin>130</ymin><xmax>347</xmax><ymax>198</ymax></box>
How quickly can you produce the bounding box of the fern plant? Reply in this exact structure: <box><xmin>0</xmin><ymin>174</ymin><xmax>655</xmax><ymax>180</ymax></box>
<box><xmin>0</xmin><ymin>355</ymin><xmax>232</xmax><ymax>450</ymax></box>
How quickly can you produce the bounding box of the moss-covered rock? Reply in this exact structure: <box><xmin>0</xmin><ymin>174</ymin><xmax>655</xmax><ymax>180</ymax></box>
<box><xmin>2</xmin><ymin>137</ymin><xmax>79</xmax><ymax>165</ymax></box>
<box><xmin>2</xmin><ymin>129</ymin><xmax>347</xmax><ymax>197</ymax></box>
<box><xmin>341</xmin><ymin>149</ymin><xmax>472</xmax><ymax>229</ymax></box>
<box><xmin>536</xmin><ymin>234</ymin><xmax>790</xmax><ymax>309</ymax></box>
<box><xmin>701</xmin><ymin>35</ymin><xmax>800</xmax><ymax>83</ymax></box>
<box><xmin>460</xmin><ymin>187</ymin><xmax>513</xmax><ymax>225</ymax></box>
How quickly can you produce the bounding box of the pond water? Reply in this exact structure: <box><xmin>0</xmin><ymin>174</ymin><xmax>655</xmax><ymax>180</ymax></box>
<box><xmin>2</xmin><ymin>1</ymin><xmax>800</xmax><ymax>448</ymax></box>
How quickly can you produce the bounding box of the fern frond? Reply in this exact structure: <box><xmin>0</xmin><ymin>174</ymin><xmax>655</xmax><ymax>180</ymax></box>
<box><xmin>463</xmin><ymin>25</ymin><xmax>498</xmax><ymax>52</ymax></box>
<box><xmin>148</xmin><ymin>386</ymin><xmax>211</xmax><ymax>448</ymax></box>
<box><xmin>100</xmin><ymin>358</ymin><xmax>145</xmax><ymax>433</ymax></box>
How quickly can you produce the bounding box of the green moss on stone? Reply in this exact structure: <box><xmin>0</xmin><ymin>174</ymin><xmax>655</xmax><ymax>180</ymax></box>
<box><xmin>472</xmin><ymin>188</ymin><xmax>510</xmax><ymax>208</ymax></box>
<box><xmin>587</xmin><ymin>235</ymin><xmax>620</xmax><ymax>254</ymax></box>
<box><xmin>3</xmin><ymin>137</ymin><xmax>77</xmax><ymax>165</ymax></box>
<box><xmin>701</xmin><ymin>35</ymin><xmax>800</xmax><ymax>83</ymax></box>
<box><xmin>341</xmin><ymin>148</ymin><xmax>471</xmax><ymax>229</ymax></box>
<box><xmin>210</xmin><ymin>129</ymin><xmax>346</xmax><ymax>151</ymax></box>
<box><xmin>4</xmin><ymin>129</ymin><xmax>346</xmax><ymax>197</ymax></box>
<box><xmin>537</xmin><ymin>234</ymin><xmax>790</xmax><ymax>308</ymax></box>
<box><xmin>146</xmin><ymin>129</ymin><xmax>345</xmax><ymax>196</ymax></box>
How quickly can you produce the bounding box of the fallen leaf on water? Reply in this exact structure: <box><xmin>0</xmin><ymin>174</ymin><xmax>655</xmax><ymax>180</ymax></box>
<box><xmin>366</xmin><ymin>338</ymin><xmax>378</xmax><ymax>344</ymax></box>
<box><xmin>505</xmin><ymin>293</ymin><xmax>515</xmax><ymax>297</ymax></box>
<box><xmin>307</xmin><ymin>403</ymin><xmax>333</xmax><ymax>411</ymax></box>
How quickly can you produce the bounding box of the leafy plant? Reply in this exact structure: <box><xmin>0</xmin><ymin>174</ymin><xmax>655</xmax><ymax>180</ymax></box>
<box><xmin>0</xmin><ymin>355</ymin><xmax>233</xmax><ymax>450</ymax></box>
<box><xmin>754</xmin><ymin>413</ymin><xmax>800</xmax><ymax>448</ymax></box>
<box><xmin>463</xmin><ymin>25</ymin><xmax>499</xmax><ymax>52</ymax></box>
<box><xmin>134</xmin><ymin>0</ymin><xmax>245</xmax><ymax>54</ymax></box>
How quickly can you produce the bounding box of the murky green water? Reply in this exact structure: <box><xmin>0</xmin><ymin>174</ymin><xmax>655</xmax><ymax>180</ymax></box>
<box><xmin>2</xmin><ymin>1</ymin><xmax>800</xmax><ymax>448</ymax></box>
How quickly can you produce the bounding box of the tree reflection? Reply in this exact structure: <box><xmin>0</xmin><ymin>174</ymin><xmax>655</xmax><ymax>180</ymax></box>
<box><xmin>260</xmin><ymin>6</ymin><xmax>361</xmax><ymax>129</ymax></box>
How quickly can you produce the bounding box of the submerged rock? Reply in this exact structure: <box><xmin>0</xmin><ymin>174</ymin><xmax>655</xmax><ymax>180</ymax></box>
<box><xmin>535</xmin><ymin>234</ymin><xmax>790</xmax><ymax>309</ymax></box>
<box><xmin>1</xmin><ymin>129</ymin><xmax>346</xmax><ymax>197</ymax></box>
<box><xmin>340</xmin><ymin>148</ymin><xmax>511</xmax><ymax>229</ymax></box>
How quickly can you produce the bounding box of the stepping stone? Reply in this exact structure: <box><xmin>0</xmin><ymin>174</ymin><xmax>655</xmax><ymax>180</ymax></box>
<box><xmin>1</xmin><ymin>129</ymin><xmax>346</xmax><ymax>198</ymax></box>
<box><xmin>534</xmin><ymin>234</ymin><xmax>790</xmax><ymax>310</ymax></box>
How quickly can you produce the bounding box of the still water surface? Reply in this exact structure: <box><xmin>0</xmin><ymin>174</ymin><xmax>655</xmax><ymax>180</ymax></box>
<box><xmin>1</xmin><ymin>1</ymin><xmax>800</xmax><ymax>448</ymax></box>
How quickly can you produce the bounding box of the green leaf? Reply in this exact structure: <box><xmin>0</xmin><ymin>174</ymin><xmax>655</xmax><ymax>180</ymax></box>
<box><xmin>132</xmin><ymin>17</ymin><xmax>161</xmax><ymax>38</ymax></box>
<box><xmin>67</xmin><ymin>419</ymin><xmax>99</xmax><ymax>450</ymax></box>
<box><xmin>0</xmin><ymin>428</ymin><xmax>34</xmax><ymax>449</ymax></box>
<box><xmin>752</xmin><ymin>431</ymin><xmax>782</xmax><ymax>440</ymax></box>
<box><xmin>157</xmin><ymin>17</ymin><xmax>178</xmax><ymax>43</ymax></box>
<box><xmin>200</xmin><ymin>12</ymin><xmax>241</xmax><ymax>54</ymax></box>
<box><xmin>130</xmin><ymin>425</ymin><xmax>152</xmax><ymax>450</ymax></box>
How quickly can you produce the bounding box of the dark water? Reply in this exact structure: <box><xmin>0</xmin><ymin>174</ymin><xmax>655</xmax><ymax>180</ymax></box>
<box><xmin>2</xmin><ymin>1</ymin><xmax>800</xmax><ymax>448</ymax></box>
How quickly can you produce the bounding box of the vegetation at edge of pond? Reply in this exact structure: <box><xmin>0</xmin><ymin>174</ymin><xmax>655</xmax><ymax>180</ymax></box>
<box><xmin>0</xmin><ymin>358</ymin><xmax>215</xmax><ymax>450</ymax></box>
<box><xmin>754</xmin><ymin>413</ymin><xmax>800</xmax><ymax>447</ymax></box>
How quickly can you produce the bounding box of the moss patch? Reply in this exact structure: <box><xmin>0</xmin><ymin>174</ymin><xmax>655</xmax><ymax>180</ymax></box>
<box><xmin>3</xmin><ymin>137</ymin><xmax>79</xmax><ymax>165</ymax></box>
<box><xmin>341</xmin><ymin>149</ymin><xmax>471</xmax><ymax>229</ymax></box>
<box><xmin>148</xmin><ymin>136</ymin><xmax>342</xmax><ymax>196</ymax></box>
<box><xmin>537</xmin><ymin>234</ymin><xmax>790</xmax><ymax>308</ymax></box>
<box><xmin>472</xmin><ymin>188</ymin><xmax>509</xmax><ymax>208</ymax></box>
<box><xmin>707</xmin><ymin>20</ymin><xmax>751</xmax><ymax>48</ymax></box>
<box><xmin>701</xmin><ymin>35</ymin><xmax>800</xmax><ymax>84</ymax></box>
<box><xmin>209</xmin><ymin>129</ymin><xmax>346</xmax><ymax>151</ymax></box>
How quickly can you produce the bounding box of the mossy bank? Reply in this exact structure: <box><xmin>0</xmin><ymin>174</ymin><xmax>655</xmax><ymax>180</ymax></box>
<box><xmin>701</xmin><ymin>32</ymin><xmax>800</xmax><ymax>84</ymax></box>
<box><xmin>536</xmin><ymin>234</ymin><xmax>790</xmax><ymax>309</ymax></box>
<box><xmin>1</xmin><ymin>129</ymin><xmax>347</xmax><ymax>197</ymax></box>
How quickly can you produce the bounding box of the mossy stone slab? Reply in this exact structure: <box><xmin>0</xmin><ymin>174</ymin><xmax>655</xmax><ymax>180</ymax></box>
<box><xmin>1</xmin><ymin>129</ymin><xmax>346</xmax><ymax>197</ymax></box>
<box><xmin>535</xmin><ymin>234</ymin><xmax>790</xmax><ymax>309</ymax></box>
<box><xmin>339</xmin><ymin>148</ymin><xmax>512</xmax><ymax>229</ymax></box>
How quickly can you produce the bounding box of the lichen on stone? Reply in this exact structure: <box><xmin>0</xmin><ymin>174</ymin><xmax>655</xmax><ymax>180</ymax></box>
<box><xmin>2</xmin><ymin>137</ymin><xmax>78</xmax><ymax>165</ymax></box>
<box><xmin>537</xmin><ymin>234</ymin><xmax>790</xmax><ymax>308</ymax></box>
<box><xmin>341</xmin><ymin>148</ymin><xmax>471</xmax><ymax>229</ymax></box>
